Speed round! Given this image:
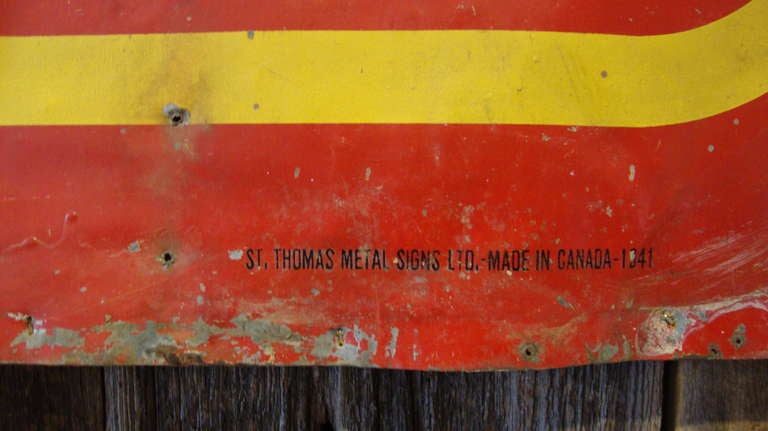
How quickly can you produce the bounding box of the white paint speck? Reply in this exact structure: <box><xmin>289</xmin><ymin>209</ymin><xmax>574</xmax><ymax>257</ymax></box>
<box><xmin>733</xmin><ymin>118</ymin><xmax>740</xmax><ymax>126</ymax></box>
<box><xmin>605</xmin><ymin>206</ymin><xmax>613</xmax><ymax>218</ymax></box>
<box><xmin>196</xmin><ymin>295</ymin><xmax>204</xmax><ymax>305</ymax></box>
<box><xmin>385</xmin><ymin>327</ymin><xmax>399</xmax><ymax>358</ymax></box>
<box><xmin>707</xmin><ymin>145</ymin><xmax>715</xmax><ymax>153</ymax></box>
<box><xmin>7</xmin><ymin>312</ymin><xmax>30</xmax><ymax>322</ymax></box>
<box><xmin>541</xmin><ymin>133</ymin><xmax>551</xmax><ymax>142</ymax></box>
<box><xmin>293</xmin><ymin>167</ymin><xmax>301</xmax><ymax>178</ymax></box>
<box><xmin>364</xmin><ymin>167</ymin><xmax>372</xmax><ymax>181</ymax></box>
<box><xmin>460</xmin><ymin>205</ymin><xmax>474</xmax><ymax>229</ymax></box>
<box><xmin>79</xmin><ymin>286</ymin><xmax>88</xmax><ymax>293</ymax></box>
<box><xmin>628</xmin><ymin>164</ymin><xmax>636</xmax><ymax>182</ymax></box>
<box><xmin>199</xmin><ymin>283</ymin><xmax>206</xmax><ymax>292</ymax></box>
<box><xmin>569</xmin><ymin>170</ymin><xmax>575</xmax><ymax>176</ymax></box>
<box><xmin>53</xmin><ymin>269</ymin><xmax>61</xmax><ymax>276</ymax></box>
<box><xmin>567</xmin><ymin>126</ymin><xmax>579</xmax><ymax>132</ymax></box>
<box><xmin>228</xmin><ymin>249</ymin><xmax>244</xmax><ymax>260</ymax></box>
<box><xmin>310</xmin><ymin>288</ymin><xmax>320</xmax><ymax>296</ymax></box>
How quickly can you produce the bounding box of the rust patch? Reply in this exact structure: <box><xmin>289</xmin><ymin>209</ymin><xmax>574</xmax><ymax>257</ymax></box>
<box><xmin>153</xmin><ymin>345</ymin><xmax>206</xmax><ymax>365</ymax></box>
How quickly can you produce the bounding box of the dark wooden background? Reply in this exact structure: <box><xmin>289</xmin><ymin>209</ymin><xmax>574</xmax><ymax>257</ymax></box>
<box><xmin>0</xmin><ymin>360</ymin><xmax>766</xmax><ymax>430</ymax></box>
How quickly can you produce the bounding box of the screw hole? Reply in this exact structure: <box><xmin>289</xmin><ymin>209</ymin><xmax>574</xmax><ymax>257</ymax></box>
<box><xmin>333</xmin><ymin>328</ymin><xmax>346</xmax><ymax>347</ymax></box>
<box><xmin>708</xmin><ymin>344</ymin><xmax>721</xmax><ymax>358</ymax></box>
<box><xmin>163</xmin><ymin>103</ymin><xmax>190</xmax><ymax>127</ymax></box>
<box><xmin>731</xmin><ymin>335</ymin><xmax>745</xmax><ymax>349</ymax></box>
<box><xmin>730</xmin><ymin>324</ymin><xmax>746</xmax><ymax>350</ymax></box>
<box><xmin>660</xmin><ymin>310</ymin><xmax>676</xmax><ymax>327</ymax></box>
<box><xmin>519</xmin><ymin>342</ymin><xmax>540</xmax><ymax>362</ymax></box>
<box><xmin>160</xmin><ymin>251</ymin><xmax>175</xmax><ymax>269</ymax></box>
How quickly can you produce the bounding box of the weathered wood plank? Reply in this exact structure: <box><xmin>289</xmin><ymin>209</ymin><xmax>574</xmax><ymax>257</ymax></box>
<box><xmin>670</xmin><ymin>360</ymin><xmax>768</xmax><ymax>431</ymax></box>
<box><xmin>151</xmin><ymin>366</ymin><xmax>312</xmax><ymax>430</ymax></box>
<box><xmin>104</xmin><ymin>367</ymin><xmax>156</xmax><ymax>431</ymax></box>
<box><xmin>0</xmin><ymin>365</ymin><xmax>104</xmax><ymax>431</ymax></box>
<box><xmin>2</xmin><ymin>361</ymin><xmax>664</xmax><ymax>430</ymax></box>
<box><xmin>311</xmin><ymin>361</ymin><xmax>664</xmax><ymax>431</ymax></box>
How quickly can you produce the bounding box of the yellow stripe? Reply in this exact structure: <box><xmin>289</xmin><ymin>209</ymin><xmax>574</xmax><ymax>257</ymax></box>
<box><xmin>0</xmin><ymin>0</ymin><xmax>766</xmax><ymax>127</ymax></box>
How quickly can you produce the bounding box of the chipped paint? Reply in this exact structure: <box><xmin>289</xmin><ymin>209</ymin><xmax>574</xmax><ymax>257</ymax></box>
<box><xmin>622</xmin><ymin>336</ymin><xmax>632</xmax><ymax>361</ymax></box>
<box><xmin>12</xmin><ymin>328</ymin><xmax>83</xmax><ymax>350</ymax></box>
<box><xmin>556</xmin><ymin>296</ymin><xmax>575</xmax><ymax>310</ymax></box>
<box><xmin>6</xmin><ymin>315</ymin><xmax>317</xmax><ymax>365</ymax></box>
<box><xmin>637</xmin><ymin>289</ymin><xmax>768</xmax><ymax>356</ymax></box>
<box><xmin>385</xmin><ymin>327</ymin><xmax>399</xmax><ymax>359</ymax></box>
<box><xmin>186</xmin><ymin>315</ymin><xmax>304</xmax><ymax>348</ymax></box>
<box><xmin>311</xmin><ymin>325</ymin><xmax>378</xmax><ymax>365</ymax></box>
<box><xmin>587</xmin><ymin>344</ymin><xmax>619</xmax><ymax>363</ymax></box>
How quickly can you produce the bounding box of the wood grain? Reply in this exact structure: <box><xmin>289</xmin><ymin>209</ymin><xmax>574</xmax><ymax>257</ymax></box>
<box><xmin>104</xmin><ymin>367</ymin><xmax>156</xmax><ymax>431</ymax></box>
<box><xmin>151</xmin><ymin>366</ymin><xmax>312</xmax><ymax>430</ymax></box>
<box><xmin>0</xmin><ymin>365</ymin><xmax>104</xmax><ymax>431</ymax></box>
<box><xmin>669</xmin><ymin>360</ymin><xmax>768</xmax><ymax>431</ymax></box>
<box><xmin>1</xmin><ymin>361</ymin><xmax>666</xmax><ymax>430</ymax></box>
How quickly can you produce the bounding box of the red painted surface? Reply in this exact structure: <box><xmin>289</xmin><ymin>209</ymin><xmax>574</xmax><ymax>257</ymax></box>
<box><xmin>1</xmin><ymin>0</ymin><xmax>747</xmax><ymax>35</ymax></box>
<box><xmin>1</xmin><ymin>1</ymin><xmax>767</xmax><ymax>369</ymax></box>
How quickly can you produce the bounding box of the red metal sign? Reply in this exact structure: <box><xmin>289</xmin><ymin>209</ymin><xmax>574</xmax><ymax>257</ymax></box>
<box><xmin>1</xmin><ymin>0</ymin><xmax>767</xmax><ymax>368</ymax></box>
